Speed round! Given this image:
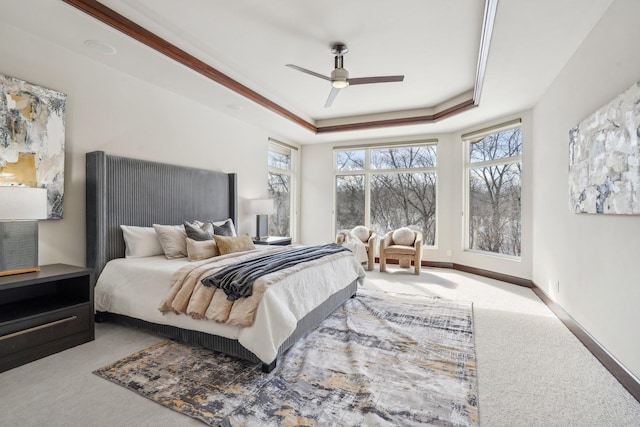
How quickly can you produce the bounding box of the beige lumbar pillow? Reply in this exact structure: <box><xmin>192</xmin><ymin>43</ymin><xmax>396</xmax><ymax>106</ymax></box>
<box><xmin>392</xmin><ymin>227</ymin><xmax>415</xmax><ymax>246</ymax></box>
<box><xmin>153</xmin><ymin>224</ymin><xmax>188</xmax><ymax>259</ymax></box>
<box><xmin>186</xmin><ymin>238</ymin><xmax>219</xmax><ymax>261</ymax></box>
<box><xmin>213</xmin><ymin>234</ymin><xmax>256</xmax><ymax>255</ymax></box>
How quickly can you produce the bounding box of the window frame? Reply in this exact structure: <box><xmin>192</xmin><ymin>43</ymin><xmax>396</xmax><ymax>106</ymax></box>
<box><xmin>462</xmin><ymin>121</ymin><xmax>522</xmax><ymax>259</ymax></box>
<box><xmin>268</xmin><ymin>139</ymin><xmax>297</xmax><ymax>240</ymax></box>
<box><xmin>333</xmin><ymin>140</ymin><xmax>438</xmax><ymax>247</ymax></box>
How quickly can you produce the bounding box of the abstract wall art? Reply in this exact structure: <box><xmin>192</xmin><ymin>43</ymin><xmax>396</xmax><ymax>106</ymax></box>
<box><xmin>569</xmin><ymin>81</ymin><xmax>640</xmax><ymax>215</ymax></box>
<box><xmin>0</xmin><ymin>74</ymin><xmax>66</xmax><ymax>219</ymax></box>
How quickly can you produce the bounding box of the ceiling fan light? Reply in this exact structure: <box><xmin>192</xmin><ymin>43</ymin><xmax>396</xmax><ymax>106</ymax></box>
<box><xmin>332</xmin><ymin>79</ymin><xmax>349</xmax><ymax>89</ymax></box>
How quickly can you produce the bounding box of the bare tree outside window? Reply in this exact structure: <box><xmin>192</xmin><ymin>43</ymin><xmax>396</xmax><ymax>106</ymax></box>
<box><xmin>268</xmin><ymin>145</ymin><xmax>294</xmax><ymax>237</ymax></box>
<box><xmin>467</xmin><ymin>128</ymin><xmax>522</xmax><ymax>256</ymax></box>
<box><xmin>268</xmin><ymin>171</ymin><xmax>290</xmax><ymax>236</ymax></box>
<box><xmin>335</xmin><ymin>175</ymin><xmax>365</xmax><ymax>230</ymax></box>
<box><xmin>334</xmin><ymin>145</ymin><xmax>437</xmax><ymax>244</ymax></box>
<box><xmin>336</xmin><ymin>150</ymin><xmax>365</xmax><ymax>171</ymax></box>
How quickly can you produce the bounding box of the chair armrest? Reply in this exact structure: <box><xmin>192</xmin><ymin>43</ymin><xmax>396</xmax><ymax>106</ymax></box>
<box><xmin>379</xmin><ymin>231</ymin><xmax>393</xmax><ymax>255</ymax></box>
<box><xmin>413</xmin><ymin>232</ymin><xmax>423</xmax><ymax>248</ymax></box>
<box><xmin>414</xmin><ymin>232</ymin><xmax>423</xmax><ymax>262</ymax></box>
<box><xmin>367</xmin><ymin>232</ymin><xmax>377</xmax><ymax>251</ymax></box>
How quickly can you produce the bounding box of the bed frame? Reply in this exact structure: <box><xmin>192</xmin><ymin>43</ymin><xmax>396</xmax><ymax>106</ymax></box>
<box><xmin>86</xmin><ymin>151</ymin><xmax>356</xmax><ymax>372</ymax></box>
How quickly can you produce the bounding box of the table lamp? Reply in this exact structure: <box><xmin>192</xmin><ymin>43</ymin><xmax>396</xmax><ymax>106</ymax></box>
<box><xmin>248</xmin><ymin>198</ymin><xmax>274</xmax><ymax>240</ymax></box>
<box><xmin>0</xmin><ymin>187</ymin><xmax>48</xmax><ymax>276</ymax></box>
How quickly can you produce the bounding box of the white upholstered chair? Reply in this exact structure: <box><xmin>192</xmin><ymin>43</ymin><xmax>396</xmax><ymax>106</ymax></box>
<box><xmin>336</xmin><ymin>225</ymin><xmax>377</xmax><ymax>271</ymax></box>
<box><xmin>379</xmin><ymin>227</ymin><xmax>423</xmax><ymax>275</ymax></box>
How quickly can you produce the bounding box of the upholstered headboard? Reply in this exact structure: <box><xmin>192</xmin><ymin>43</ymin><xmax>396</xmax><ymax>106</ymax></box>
<box><xmin>86</xmin><ymin>151</ymin><xmax>237</xmax><ymax>278</ymax></box>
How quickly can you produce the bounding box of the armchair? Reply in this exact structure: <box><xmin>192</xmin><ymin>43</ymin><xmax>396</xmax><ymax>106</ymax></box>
<box><xmin>336</xmin><ymin>225</ymin><xmax>377</xmax><ymax>271</ymax></box>
<box><xmin>379</xmin><ymin>227</ymin><xmax>422</xmax><ymax>275</ymax></box>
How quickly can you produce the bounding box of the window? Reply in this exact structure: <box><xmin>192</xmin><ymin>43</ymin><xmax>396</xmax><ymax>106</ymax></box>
<box><xmin>463</xmin><ymin>121</ymin><xmax>522</xmax><ymax>257</ymax></box>
<box><xmin>268</xmin><ymin>140</ymin><xmax>296</xmax><ymax>238</ymax></box>
<box><xmin>334</xmin><ymin>142</ymin><xmax>437</xmax><ymax>245</ymax></box>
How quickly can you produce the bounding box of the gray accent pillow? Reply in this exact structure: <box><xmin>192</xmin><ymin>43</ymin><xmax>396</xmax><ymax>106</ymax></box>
<box><xmin>213</xmin><ymin>219</ymin><xmax>234</xmax><ymax>236</ymax></box>
<box><xmin>184</xmin><ymin>221</ymin><xmax>214</xmax><ymax>241</ymax></box>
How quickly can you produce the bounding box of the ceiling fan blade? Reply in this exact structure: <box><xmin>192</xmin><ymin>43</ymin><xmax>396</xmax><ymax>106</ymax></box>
<box><xmin>347</xmin><ymin>75</ymin><xmax>405</xmax><ymax>85</ymax></box>
<box><xmin>286</xmin><ymin>64</ymin><xmax>331</xmax><ymax>82</ymax></box>
<box><xmin>325</xmin><ymin>87</ymin><xmax>341</xmax><ymax>108</ymax></box>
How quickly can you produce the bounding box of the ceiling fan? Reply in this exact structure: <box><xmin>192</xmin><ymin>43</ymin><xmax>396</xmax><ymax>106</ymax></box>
<box><xmin>286</xmin><ymin>43</ymin><xmax>404</xmax><ymax>108</ymax></box>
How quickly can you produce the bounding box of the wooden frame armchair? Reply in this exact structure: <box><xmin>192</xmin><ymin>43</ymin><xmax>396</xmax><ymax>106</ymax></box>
<box><xmin>379</xmin><ymin>228</ymin><xmax>423</xmax><ymax>275</ymax></box>
<box><xmin>336</xmin><ymin>226</ymin><xmax>377</xmax><ymax>271</ymax></box>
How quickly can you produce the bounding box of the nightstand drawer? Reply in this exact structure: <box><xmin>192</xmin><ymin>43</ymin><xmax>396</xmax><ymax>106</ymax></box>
<box><xmin>0</xmin><ymin>305</ymin><xmax>91</xmax><ymax>358</ymax></box>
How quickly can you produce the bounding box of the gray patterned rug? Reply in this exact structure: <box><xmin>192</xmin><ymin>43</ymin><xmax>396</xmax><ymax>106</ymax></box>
<box><xmin>94</xmin><ymin>288</ymin><xmax>478</xmax><ymax>426</ymax></box>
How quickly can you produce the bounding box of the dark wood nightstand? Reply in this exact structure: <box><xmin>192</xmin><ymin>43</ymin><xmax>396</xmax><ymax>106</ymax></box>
<box><xmin>253</xmin><ymin>236</ymin><xmax>292</xmax><ymax>246</ymax></box>
<box><xmin>0</xmin><ymin>264</ymin><xmax>94</xmax><ymax>373</ymax></box>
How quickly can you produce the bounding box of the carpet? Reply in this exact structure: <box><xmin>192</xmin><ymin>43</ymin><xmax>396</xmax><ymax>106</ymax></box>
<box><xmin>94</xmin><ymin>288</ymin><xmax>478</xmax><ymax>426</ymax></box>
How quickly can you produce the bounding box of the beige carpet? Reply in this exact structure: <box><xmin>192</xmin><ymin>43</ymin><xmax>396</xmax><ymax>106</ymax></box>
<box><xmin>0</xmin><ymin>266</ymin><xmax>639</xmax><ymax>426</ymax></box>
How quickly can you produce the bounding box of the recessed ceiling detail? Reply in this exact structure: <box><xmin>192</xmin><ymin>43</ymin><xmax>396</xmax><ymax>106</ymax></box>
<box><xmin>84</xmin><ymin>39</ymin><xmax>117</xmax><ymax>55</ymax></box>
<box><xmin>63</xmin><ymin>0</ymin><xmax>496</xmax><ymax>134</ymax></box>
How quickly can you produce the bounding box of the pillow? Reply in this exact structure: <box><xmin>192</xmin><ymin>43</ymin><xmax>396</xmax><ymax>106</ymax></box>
<box><xmin>213</xmin><ymin>220</ymin><xmax>235</xmax><ymax>236</ymax></box>
<box><xmin>212</xmin><ymin>218</ymin><xmax>237</xmax><ymax>236</ymax></box>
<box><xmin>186</xmin><ymin>237</ymin><xmax>219</xmax><ymax>261</ymax></box>
<box><xmin>153</xmin><ymin>224</ymin><xmax>188</xmax><ymax>259</ymax></box>
<box><xmin>351</xmin><ymin>226</ymin><xmax>370</xmax><ymax>243</ymax></box>
<box><xmin>120</xmin><ymin>225</ymin><xmax>164</xmax><ymax>258</ymax></box>
<box><xmin>184</xmin><ymin>221</ymin><xmax>214</xmax><ymax>241</ymax></box>
<box><xmin>392</xmin><ymin>227</ymin><xmax>416</xmax><ymax>246</ymax></box>
<box><xmin>213</xmin><ymin>234</ymin><xmax>256</xmax><ymax>255</ymax></box>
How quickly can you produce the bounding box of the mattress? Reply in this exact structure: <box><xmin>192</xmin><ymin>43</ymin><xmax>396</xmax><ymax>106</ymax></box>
<box><xmin>95</xmin><ymin>249</ymin><xmax>366</xmax><ymax>363</ymax></box>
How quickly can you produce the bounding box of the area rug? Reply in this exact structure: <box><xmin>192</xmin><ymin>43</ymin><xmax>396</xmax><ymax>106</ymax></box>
<box><xmin>94</xmin><ymin>288</ymin><xmax>478</xmax><ymax>426</ymax></box>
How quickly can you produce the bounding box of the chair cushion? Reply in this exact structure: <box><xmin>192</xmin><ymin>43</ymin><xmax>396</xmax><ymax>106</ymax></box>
<box><xmin>352</xmin><ymin>226</ymin><xmax>370</xmax><ymax>243</ymax></box>
<box><xmin>384</xmin><ymin>245</ymin><xmax>417</xmax><ymax>256</ymax></box>
<box><xmin>392</xmin><ymin>227</ymin><xmax>415</xmax><ymax>246</ymax></box>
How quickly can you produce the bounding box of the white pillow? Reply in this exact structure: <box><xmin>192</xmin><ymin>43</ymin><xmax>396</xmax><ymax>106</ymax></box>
<box><xmin>120</xmin><ymin>225</ymin><xmax>164</xmax><ymax>258</ymax></box>
<box><xmin>351</xmin><ymin>226</ymin><xmax>370</xmax><ymax>242</ymax></box>
<box><xmin>153</xmin><ymin>224</ymin><xmax>188</xmax><ymax>259</ymax></box>
<box><xmin>392</xmin><ymin>227</ymin><xmax>416</xmax><ymax>246</ymax></box>
<box><xmin>186</xmin><ymin>238</ymin><xmax>219</xmax><ymax>261</ymax></box>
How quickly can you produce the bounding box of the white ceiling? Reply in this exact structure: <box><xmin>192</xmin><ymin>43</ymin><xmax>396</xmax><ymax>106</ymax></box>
<box><xmin>1</xmin><ymin>0</ymin><xmax>614</xmax><ymax>144</ymax></box>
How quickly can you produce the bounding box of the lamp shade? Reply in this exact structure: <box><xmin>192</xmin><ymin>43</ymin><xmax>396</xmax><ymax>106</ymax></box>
<box><xmin>248</xmin><ymin>198</ymin><xmax>275</xmax><ymax>215</ymax></box>
<box><xmin>0</xmin><ymin>187</ymin><xmax>48</xmax><ymax>220</ymax></box>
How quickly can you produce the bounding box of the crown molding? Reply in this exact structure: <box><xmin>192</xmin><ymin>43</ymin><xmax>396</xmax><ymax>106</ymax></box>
<box><xmin>62</xmin><ymin>0</ymin><xmax>496</xmax><ymax>134</ymax></box>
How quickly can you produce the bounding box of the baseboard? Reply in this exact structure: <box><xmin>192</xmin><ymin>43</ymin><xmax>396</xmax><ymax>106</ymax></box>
<box><xmin>451</xmin><ymin>263</ymin><xmax>533</xmax><ymax>288</ymax></box>
<box><xmin>374</xmin><ymin>257</ymin><xmax>454</xmax><ymax>270</ymax></box>
<box><xmin>375</xmin><ymin>257</ymin><xmax>531</xmax><ymax>287</ymax></box>
<box><xmin>531</xmin><ymin>284</ymin><xmax>640</xmax><ymax>403</ymax></box>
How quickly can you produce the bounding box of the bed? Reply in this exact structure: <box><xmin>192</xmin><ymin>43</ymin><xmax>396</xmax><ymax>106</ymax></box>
<box><xmin>86</xmin><ymin>151</ymin><xmax>364</xmax><ymax>372</ymax></box>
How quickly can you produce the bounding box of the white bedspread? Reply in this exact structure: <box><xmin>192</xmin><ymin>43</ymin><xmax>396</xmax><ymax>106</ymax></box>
<box><xmin>95</xmin><ymin>249</ymin><xmax>365</xmax><ymax>364</ymax></box>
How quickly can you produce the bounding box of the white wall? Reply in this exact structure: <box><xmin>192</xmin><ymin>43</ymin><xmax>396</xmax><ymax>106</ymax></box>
<box><xmin>0</xmin><ymin>23</ymin><xmax>273</xmax><ymax>267</ymax></box>
<box><xmin>532</xmin><ymin>0</ymin><xmax>640</xmax><ymax>378</ymax></box>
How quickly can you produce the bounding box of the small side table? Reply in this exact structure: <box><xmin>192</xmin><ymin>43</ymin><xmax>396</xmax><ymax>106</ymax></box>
<box><xmin>253</xmin><ymin>236</ymin><xmax>292</xmax><ymax>246</ymax></box>
<box><xmin>0</xmin><ymin>264</ymin><xmax>94</xmax><ymax>373</ymax></box>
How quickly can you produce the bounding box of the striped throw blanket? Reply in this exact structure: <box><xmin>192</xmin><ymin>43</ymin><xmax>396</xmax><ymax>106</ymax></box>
<box><xmin>201</xmin><ymin>243</ymin><xmax>349</xmax><ymax>301</ymax></box>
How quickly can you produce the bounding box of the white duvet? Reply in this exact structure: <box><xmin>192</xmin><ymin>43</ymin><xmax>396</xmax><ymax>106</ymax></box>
<box><xmin>95</xmin><ymin>249</ymin><xmax>365</xmax><ymax>364</ymax></box>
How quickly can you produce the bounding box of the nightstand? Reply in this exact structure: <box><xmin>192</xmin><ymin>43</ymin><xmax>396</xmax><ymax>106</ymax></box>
<box><xmin>0</xmin><ymin>264</ymin><xmax>94</xmax><ymax>373</ymax></box>
<box><xmin>253</xmin><ymin>236</ymin><xmax>292</xmax><ymax>246</ymax></box>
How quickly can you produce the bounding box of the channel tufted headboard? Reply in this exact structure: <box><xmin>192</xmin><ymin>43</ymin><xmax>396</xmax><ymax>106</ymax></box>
<box><xmin>85</xmin><ymin>151</ymin><xmax>237</xmax><ymax>278</ymax></box>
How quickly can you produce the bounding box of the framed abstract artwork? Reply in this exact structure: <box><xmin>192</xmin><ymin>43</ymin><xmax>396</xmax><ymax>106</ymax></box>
<box><xmin>569</xmin><ymin>81</ymin><xmax>640</xmax><ymax>215</ymax></box>
<box><xmin>0</xmin><ymin>74</ymin><xmax>66</xmax><ymax>219</ymax></box>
